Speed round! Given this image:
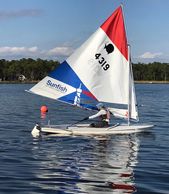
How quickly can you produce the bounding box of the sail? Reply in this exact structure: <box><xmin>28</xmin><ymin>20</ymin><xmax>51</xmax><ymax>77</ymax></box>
<box><xmin>29</xmin><ymin>6</ymin><xmax>129</xmax><ymax>110</ymax></box>
<box><xmin>109</xmin><ymin>68</ymin><xmax>138</xmax><ymax>121</ymax></box>
<box><xmin>109</xmin><ymin>47</ymin><xmax>139</xmax><ymax>121</ymax></box>
<box><xmin>129</xmin><ymin>60</ymin><xmax>139</xmax><ymax>121</ymax></box>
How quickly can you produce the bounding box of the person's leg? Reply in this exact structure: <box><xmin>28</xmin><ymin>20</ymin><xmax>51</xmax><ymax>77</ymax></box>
<box><xmin>90</xmin><ymin>123</ymin><xmax>96</xmax><ymax>127</ymax></box>
<box><xmin>90</xmin><ymin>121</ymin><xmax>109</xmax><ymax>128</ymax></box>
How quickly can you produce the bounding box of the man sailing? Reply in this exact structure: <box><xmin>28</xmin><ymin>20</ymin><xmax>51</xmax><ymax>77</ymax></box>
<box><xmin>84</xmin><ymin>103</ymin><xmax>110</xmax><ymax>127</ymax></box>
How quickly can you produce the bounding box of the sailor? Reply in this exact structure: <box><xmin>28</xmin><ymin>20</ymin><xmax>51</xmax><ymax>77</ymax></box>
<box><xmin>84</xmin><ymin>103</ymin><xmax>110</xmax><ymax>127</ymax></box>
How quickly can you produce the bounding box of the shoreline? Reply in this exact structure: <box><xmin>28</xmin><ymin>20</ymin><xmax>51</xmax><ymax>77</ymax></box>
<box><xmin>0</xmin><ymin>80</ymin><xmax>169</xmax><ymax>84</ymax></box>
<box><xmin>0</xmin><ymin>81</ymin><xmax>38</xmax><ymax>84</ymax></box>
<box><xmin>134</xmin><ymin>81</ymin><xmax>169</xmax><ymax>84</ymax></box>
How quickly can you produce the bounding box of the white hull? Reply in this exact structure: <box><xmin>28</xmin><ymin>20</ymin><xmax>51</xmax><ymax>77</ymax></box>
<box><xmin>31</xmin><ymin>123</ymin><xmax>154</xmax><ymax>137</ymax></box>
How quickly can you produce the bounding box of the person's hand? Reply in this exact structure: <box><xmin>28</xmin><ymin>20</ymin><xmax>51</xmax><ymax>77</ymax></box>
<box><xmin>83</xmin><ymin>117</ymin><xmax>89</xmax><ymax>121</ymax></box>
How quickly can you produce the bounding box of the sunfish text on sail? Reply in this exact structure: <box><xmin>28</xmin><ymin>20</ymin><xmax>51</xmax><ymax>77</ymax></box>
<box><xmin>46</xmin><ymin>80</ymin><xmax>67</xmax><ymax>93</ymax></box>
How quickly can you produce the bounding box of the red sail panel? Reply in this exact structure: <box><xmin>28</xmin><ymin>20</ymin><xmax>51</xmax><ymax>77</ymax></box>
<box><xmin>101</xmin><ymin>6</ymin><xmax>128</xmax><ymax>61</ymax></box>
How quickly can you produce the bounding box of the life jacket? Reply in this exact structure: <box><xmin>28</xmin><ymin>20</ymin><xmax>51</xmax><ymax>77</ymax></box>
<box><xmin>100</xmin><ymin>109</ymin><xmax>110</xmax><ymax>123</ymax></box>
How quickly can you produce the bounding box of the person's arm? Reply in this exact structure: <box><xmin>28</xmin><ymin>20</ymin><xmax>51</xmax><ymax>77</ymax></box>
<box><xmin>89</xmin><ymin>109</ymin><xmax>106</xmax><ymax>119</ymax></box>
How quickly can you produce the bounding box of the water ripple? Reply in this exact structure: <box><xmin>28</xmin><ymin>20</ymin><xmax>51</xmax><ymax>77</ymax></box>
<box><xmin>0</xmin><ymin>84</ymin><xmax>169</xmax><ymax>193</ymax></box>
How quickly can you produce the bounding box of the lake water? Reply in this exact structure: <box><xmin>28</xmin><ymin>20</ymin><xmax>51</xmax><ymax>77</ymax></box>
<box><xmin>0</xmin><ymin>83</ymin><xmax>169</xmax><ymax>194</ymax></box>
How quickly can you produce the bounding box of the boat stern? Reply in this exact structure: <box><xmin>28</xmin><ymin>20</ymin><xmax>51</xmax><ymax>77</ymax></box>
<box><xmin>31</xmin><ymin>123</ymin><xmax>41</xmax><ymax>137</ymax></box>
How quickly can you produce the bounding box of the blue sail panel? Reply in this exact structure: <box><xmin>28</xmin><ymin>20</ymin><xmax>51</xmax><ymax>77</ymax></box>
<box><xmin>48</xmin><ymin>60</ymin><xmax>98</xmax><ymax>108</ymax></box>
<box><xmin>49</xmin><ymin>61</ymin><xmax>85</xmax><ymax>89</ymax></box>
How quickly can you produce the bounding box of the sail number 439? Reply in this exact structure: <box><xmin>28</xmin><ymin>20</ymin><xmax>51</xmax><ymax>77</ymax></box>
<box><xmin>95</xmin><ymin>53</ymin><xmax>110</xmax><ymax>71</ymax></box>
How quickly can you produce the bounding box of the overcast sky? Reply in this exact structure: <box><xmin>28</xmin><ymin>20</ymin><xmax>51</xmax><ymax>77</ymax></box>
<box><xmin>0</xmin><ymin>0</ymin><xmax>169</xmax><ymax>63</ymax></box>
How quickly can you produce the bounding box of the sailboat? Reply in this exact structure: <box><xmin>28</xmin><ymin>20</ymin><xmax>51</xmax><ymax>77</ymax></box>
<box><xmin>29</xmin><ymin>6</ymin><xmax>153</xmax><ymax>137</ymax></box>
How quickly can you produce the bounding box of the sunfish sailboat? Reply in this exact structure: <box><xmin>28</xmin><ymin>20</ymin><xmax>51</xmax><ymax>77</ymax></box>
<box><xmin>29</xmin><ymin>6</ymin><xmax>153</xmax><ymax>137</ymax></box>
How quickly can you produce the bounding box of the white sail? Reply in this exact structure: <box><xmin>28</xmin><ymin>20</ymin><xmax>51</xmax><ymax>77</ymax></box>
<box><xmin>109</xmin><ymin>50</ymin><xmax>139</xmax><ymax>121</ymax></box>
<box><xmin>29</xmin><ymin>6</ymin><xmax>138</xmax><ymax>120</ymax></box>
<box><xmin>129</xmin><ymin>61</ymin><xmax>139</xmax><ymax>121</ymax></box>
<box><xmin>66</xmin><ymin>27</ymin><xmax>129</xmax><ymax>104</ymax></box>
<box><xmin>29</xmin><ymin>6</ymin><xmax>129</xmax><ymax>106</ymax></box>
<box><xmin>29</xmin><ymin>76</ymin><xmax>76</xmax><ymax>101</ymax></box>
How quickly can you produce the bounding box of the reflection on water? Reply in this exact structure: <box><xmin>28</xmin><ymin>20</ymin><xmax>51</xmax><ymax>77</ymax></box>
<box><xmin>31</xmin><ymin>134</ymin><xmax>139</xmax><ymax>193</ymax></box>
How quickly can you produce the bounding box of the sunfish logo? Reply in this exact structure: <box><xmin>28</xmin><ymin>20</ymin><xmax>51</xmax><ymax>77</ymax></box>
<box><xmin>46</xmin><ymin>80</ymin><xmax>67</xmax><ymax>93</ymax></box>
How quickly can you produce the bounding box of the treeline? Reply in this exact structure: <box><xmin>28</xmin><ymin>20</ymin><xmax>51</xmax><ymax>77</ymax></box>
<box><xmin>0</xmin><ymin>58</ymin><xmax>60</xmax><ymax>81</ymax></box>
<box><xmin>133</xmin><ymin>62</ymin><xmax>169</xmax><ymax>81</ymax></box>
<box><xmin>0</xmin><ymin>59</ymin><xmax>169</xmax><ymax>81</ymax></box>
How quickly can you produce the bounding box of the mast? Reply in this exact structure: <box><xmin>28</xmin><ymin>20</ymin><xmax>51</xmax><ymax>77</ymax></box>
<box><xmin>121</xmin><ymin>4</ymin><xmax>131</xmax><ymax>125</ymax></box>
<box><xmin>127</xmin><ymin>45</ymin><xmax>131</xmax><ymax>125</ymax></box>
